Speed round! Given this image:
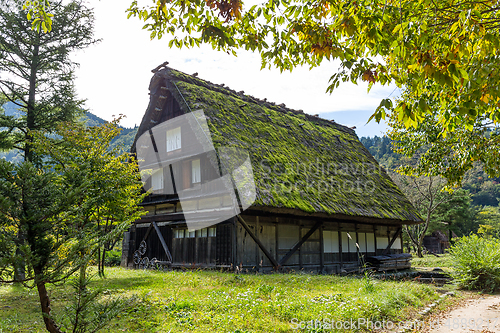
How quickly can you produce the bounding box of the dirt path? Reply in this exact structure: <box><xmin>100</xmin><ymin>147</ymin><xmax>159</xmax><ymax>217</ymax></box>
<box><xmin>420</xmin><ymin>294</ymin><xmax>500</xmax><ymax>333</ymax></box>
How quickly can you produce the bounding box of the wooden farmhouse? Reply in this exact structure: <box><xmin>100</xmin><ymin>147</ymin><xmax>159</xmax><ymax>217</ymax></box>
<box><xmin>121</xmin><ymin>66</ymin><xmax>422</xmax><ymax>273</ymax></box>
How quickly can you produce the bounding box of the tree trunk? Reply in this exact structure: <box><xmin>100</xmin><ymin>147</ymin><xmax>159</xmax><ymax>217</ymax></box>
<box><xmin>25</xmin><ymin>34</ymin><xmax>40</xmax><ymax>162</ymax></box>
<box><xmin>35</xmin><ymin>272</ymin><xmax>64</xmax><ymax>333</ymax></box>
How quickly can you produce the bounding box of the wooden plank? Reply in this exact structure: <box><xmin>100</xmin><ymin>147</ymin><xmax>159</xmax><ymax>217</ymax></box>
<box><xmin>278</xmin><ymin>221</ymin><xmax>322</xmax><ymax>266</ymax></box>
<box><xmin>237</xmin><ymin>215</ymin><xmax>279</xmax><ymax>268</ymax></box>
<box><xmin>383</xmin><ymin>227</ymin><xmax>402</xmax><ymax>255</ymax></box>
<box><xmin>152</xmin><ymin>221</ymin><xmax>173</xmax><ymax>262</ymax></box>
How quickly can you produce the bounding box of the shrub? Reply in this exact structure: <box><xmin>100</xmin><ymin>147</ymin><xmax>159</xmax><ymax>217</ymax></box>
<box><xmin>450</xmin><ymin>234</ymin><xmax>500</xmax><ymax>292</ymax></box>
<box><xmin>104</xmin><ymin>250</ymin><xmax>122</xmax><ymax>266</ymax></box>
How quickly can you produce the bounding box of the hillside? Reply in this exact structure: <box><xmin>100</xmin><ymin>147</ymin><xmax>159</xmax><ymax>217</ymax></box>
<box><xmin>0</xmin><ymin>102</ymin><xmax>137</xmax><ymax>160</ymax></box>
<box><xmin>360</xmin><ymin>135</ymin><xmax>500</xmax><ymax>208</ymax></box>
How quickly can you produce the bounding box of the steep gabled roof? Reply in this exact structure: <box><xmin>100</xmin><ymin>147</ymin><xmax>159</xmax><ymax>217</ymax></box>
<box><xmin>134</xmin><ymin>66</ymin><xmax>422</xmax><ymax>225</ymax></box>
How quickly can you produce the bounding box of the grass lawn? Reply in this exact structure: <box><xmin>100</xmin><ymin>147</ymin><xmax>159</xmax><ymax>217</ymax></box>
<box><xmin>411</xmin><ymin>254</ymin><xmax>453</xmax><ymax>269</ymax></box>
<box><xmin>0</xmin><ymin>267</ymin><xmax>453</xmax><ymax>332</ymax></box>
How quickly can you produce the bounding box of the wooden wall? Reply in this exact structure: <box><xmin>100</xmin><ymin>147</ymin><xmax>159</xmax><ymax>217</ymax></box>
<box><xmin>124</xmin><ymin>214</ymin><xmax>403</xmax><ymax>272</ymax></box>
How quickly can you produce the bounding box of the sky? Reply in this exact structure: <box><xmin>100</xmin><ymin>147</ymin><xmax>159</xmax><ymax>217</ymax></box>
<box><xmin>72</xmin><ymin>0</ymin><xmax>396</xmax><ymax>138</ymax></box>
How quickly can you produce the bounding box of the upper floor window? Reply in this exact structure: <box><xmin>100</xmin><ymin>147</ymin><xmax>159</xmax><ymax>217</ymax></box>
<box><xmin>191</xmin><ymin>159</ymin><xmax>201</xmax><ymax>184</ymax></box>
<box><xmin>166</xmin><ymin>127</ymin><xmax>181</xmax><ymax>152</ymax></box>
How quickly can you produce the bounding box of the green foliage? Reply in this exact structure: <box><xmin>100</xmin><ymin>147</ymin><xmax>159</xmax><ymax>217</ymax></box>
<box><xmin>104</xmin><ymin>250</ymin><xmax>122</xmax><ymax>267</ymax></box>
<box><xmin>450</xmin><ymin>234</ymin><xmax>500</xmax><ymax>292</ymax></box>
<box><xmin>0</xmin><ymin>0</ymin><xmax>98</xmax><ymax>160</ymax></box>
<box><xmin>0</xmin><ymin>120</ymin><xmax>145</xmax><ymax>332</ymax></box>
<box><xmin>388</xmin><ymin>105</ymin><xmax>500</xmax><ymax>185</ymax></box>
<box><xmin>430</xmin><ymin>189</ymin><xmax>478</xmax><ymax>237</ymax></box>
<box><xmin>59</xmin><ymin>270</ymin><xmax>131</xmax><ymax>333</ymax></box>
<box><xmin>361</xmin><ymin>135</ymin><xmax>500</xmax><ymax>207</ymax></box>
<box><xmin>34</xmin><ymin>119</ymin><xmax>146</xmax><ymax>277</ymax></box>
<box><xmin>476</xmin><ymin>206</ymin><xmax>500</xmax><ymax>239</ymax></box>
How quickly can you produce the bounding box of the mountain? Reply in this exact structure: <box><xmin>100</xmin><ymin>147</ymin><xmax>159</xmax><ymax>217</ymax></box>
<box><xmin>0</xmin><ymin>102</ymin><xmax>138</xmax><ymax>160</ymax></box>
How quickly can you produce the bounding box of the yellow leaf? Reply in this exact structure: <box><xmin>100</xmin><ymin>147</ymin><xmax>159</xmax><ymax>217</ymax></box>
<box><xmin>480</xmin><ymin>94</ymin><xmax>490</xmax><ymax>104</ymax></box>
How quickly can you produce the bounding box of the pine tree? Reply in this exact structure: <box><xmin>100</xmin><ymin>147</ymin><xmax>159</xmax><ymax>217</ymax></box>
<box><xmin>0</xmin><ymin>0</ymin><xmax>98</xmax><ymax>162</ymax></box>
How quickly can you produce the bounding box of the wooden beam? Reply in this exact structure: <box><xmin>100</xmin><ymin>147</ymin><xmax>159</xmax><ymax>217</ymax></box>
<box><xmin>383</xmin><ymin>227</ymin><xmax>402</xmax><ymax>255</ymax></box>
<box><xmin>152</xmin><ymin>221</ymin><xmax>173</xmax><ymax>262</ymax></box>
<box><xmin>143</xmin><ymin>223</ymin><xmax>154</xmax><ymax>242</ymax></box>
<box><xmin>278</xmin><ymin>221</ymin><xmax>322</xmax><ymax>266</ymax></box>
<box><xmin>237</xmin><ymin>215</ymin><xmax>279</xmax><ymax>268</ymax></box>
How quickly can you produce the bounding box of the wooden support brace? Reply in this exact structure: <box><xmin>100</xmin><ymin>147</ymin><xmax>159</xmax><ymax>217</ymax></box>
<box><xmin>279</xmin><ymin>221</ymin><xmax>322</xmax><ymax>266</ymax></box>
<box><xmin>382</xmin><ymin>227</ymin><xmax>402</xmax><ymax>255</ymax></box>
<box><xmin>142</xmin><ymin>223</ymin><xmax>154</xmax><ymax>243</ymax></box>
<box><xmin>152</xmin><ymin>221</ymin><xmax>173</xmax><ymax>263</ymax></box>
<box><xmin>237</xmin><ymin>215</ymin><xmax>279</xmax><ymax>268</ymax></box>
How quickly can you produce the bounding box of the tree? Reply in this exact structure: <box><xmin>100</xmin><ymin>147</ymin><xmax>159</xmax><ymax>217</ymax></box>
<box><xmin>392</xmin><ymin>174</ymin><xmax>457</xmax><ymax>257</ymax></box>
<box><xmin>477</xmin><ymin>206</ymin><xmax>500</xmax><ymax>238</ymax></box>
<box><xmin>0</xmin><ymin>0</ymin><xmax>98</xmax><ymax>282</ymax></box>
<box><xmin>0</xmin><ymin>120</ymin><xmax>145</xmax><ymax>333</ymax></box>
<box><xmin>0</xmin><ymin>0</ymin><xmax>98</xmax><ymax>162</ymax></box>
<box><xmin>388</xmin><ymin>92</ymin><xmax>500</xmax><ymax>185</ymax></box>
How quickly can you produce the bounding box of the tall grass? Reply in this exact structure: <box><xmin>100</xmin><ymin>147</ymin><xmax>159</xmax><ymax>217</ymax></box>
<box><xmin>450</xmin><ymin>234</ymin><xmax>500</xmax><ymax>292</ymax></box>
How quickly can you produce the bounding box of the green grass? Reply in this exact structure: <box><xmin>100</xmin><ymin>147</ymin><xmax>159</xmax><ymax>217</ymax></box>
<box><xmin>0</xmin><ymin>267</ymin><xmax>446</xmax><ymax>332</ymax></box>
<box><xmin>411</xmin><ymin>253</ymin><xmax>453</xmax><ymax>269</ymax></box>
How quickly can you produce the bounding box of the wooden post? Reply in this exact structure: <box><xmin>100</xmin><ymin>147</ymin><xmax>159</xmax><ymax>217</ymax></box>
<box><xmin>255</xmin><ymin>216</ymin><xmax>260</xmax><ymax>270</ymax></box>
<box><xmin>400</xmin><ymin>228</ymin><xmax>404</xmax><ymax>254</ymax></box>
<box><xmin>298</xmin><ymin>224</ymin><xmax>303</xmax><ymax>269</ymax></box>
<box><xmin>338</xmin><ymin>224</ymin><xmax>343</xmax><ymax>270</ymax></box>
<box><xmin>355</xmin><ymin>224</ymin><xmax>360</xmax><ymax>265</ymax></box>
<box><xmin>319</xmin><ymin>225</ymin><xmax>324</xmax><ymax>273</ymax></box>
<box><xmin>373</xmin><ymin>225</ymin><xmax>378</xmax><ymax>255</ymax></box>
<box><xmin>275</xmin><ymin>218</ymin><xmax>279</xmax><ymax>266</ymax></box>
<box><xmin>232</xmin><ymin>217</ymin><xmax>237</xmax><ymax>270</ymax></box>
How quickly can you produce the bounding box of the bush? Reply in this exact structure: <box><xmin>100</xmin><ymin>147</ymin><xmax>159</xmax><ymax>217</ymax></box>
<box><xmin>104</xmin><ymin>250</ymin><xmax>122</xmax><ymax>266</ymax></box>
<box><xmin>450</xmin><ymin>234</ymin><xmax>500</xmax><ymax>292</ymax></box>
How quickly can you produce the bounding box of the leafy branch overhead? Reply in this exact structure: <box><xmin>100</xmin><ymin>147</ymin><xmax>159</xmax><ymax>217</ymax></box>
<box><xmin>123</xmin><ymin>0</ymin><xmax>500</xmax><ymax>133</ymax></box>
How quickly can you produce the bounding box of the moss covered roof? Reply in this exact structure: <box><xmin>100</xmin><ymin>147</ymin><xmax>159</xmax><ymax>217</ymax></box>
<box><xmin>135</xmin><ymin>67</ymin><xmax>422</xmax><ymax>224</ymax></box>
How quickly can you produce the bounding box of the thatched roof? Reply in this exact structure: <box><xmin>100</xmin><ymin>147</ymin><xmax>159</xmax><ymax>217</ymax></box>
<box><xmin>133</xmin><ymin>66</ymin><xmax>422</xmax><ymax>225</ymax></box>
